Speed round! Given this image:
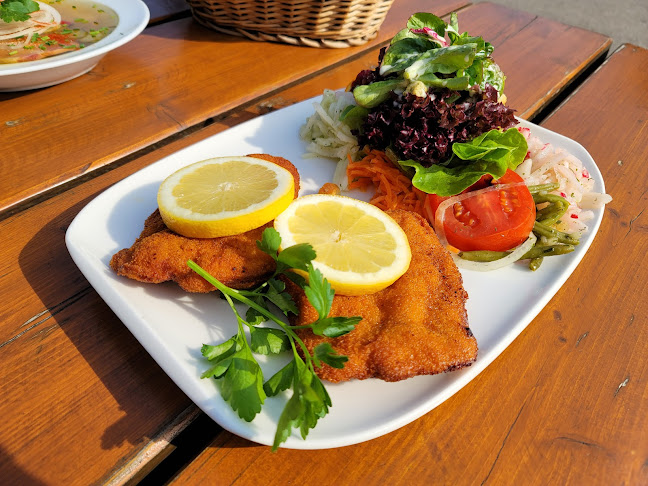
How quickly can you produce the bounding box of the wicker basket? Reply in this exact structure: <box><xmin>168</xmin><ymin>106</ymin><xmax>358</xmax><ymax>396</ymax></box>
<box><xmin>186</xmin><ymin>0</ymin><xmax>395</xmax><ymax>48</ymax></box>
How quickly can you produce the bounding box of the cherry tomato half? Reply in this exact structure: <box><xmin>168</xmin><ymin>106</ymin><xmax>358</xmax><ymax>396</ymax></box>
<box><xmin>424</xmin><ymin>170</ymin><xmax>536</xmax><ymax>252</ymax></box>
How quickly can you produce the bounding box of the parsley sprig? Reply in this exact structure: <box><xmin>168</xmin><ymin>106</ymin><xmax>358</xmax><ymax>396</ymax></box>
<box><xmin>188</xmin><ymin>228</ymin><xmax>361</xmax><ymax>450</ymax></box>
<box><xmin>0</xmin><ymin>0</ymin><xmax>39</xmax><ymax>23</ymax></box>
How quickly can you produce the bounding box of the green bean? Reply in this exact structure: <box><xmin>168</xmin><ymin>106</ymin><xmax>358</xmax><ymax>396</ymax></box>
<box><xmin>533</xmin><ymin>221</ymin><xmax>580</xmax><ymax>245</ymax></box>
<box><xmin>534</xmin><ymin>193</ymin><xmax>570</xmax><ymax>225</ymax></box>
<box><xmin>533</xmin><ymin>192</ymin><xmax>569</xmax><ymax>205</ymax></box>
<box><xmin>459</xmin><ymin>243</ymin><xmax>576</xmax><ymax>263</ymax></box>
<box><xmin>527</xmin><ymin>243</ymin><xmax>576</xmax><ymax>271</ymax></box>
<box><xmin>529</xmin><ymin>257</ymin><xmax>544</xmax><ymax>271</ymax></box>
<box><xmin>527</xmin><ymin>183</ymin><xmax>560</xmax><ymax>194</ymax></box>
<box><xmin>522</xmin><ymin>244</ymin><xmax>576</xmax><ymax>259</ymax></box>
<box><xmin>537</xmin><ymin>206</ymin><xmax>568</xmax><ymax>226</ymax></box>
<box><xmin>458</xmin><ymin>250</ymin><xmax>508</xmax><ymax>262</ymax></box>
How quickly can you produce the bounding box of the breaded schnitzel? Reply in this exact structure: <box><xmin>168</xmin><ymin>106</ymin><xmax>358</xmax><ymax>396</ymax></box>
<box><xmin>287</xmin><ymin>209</ymin><xmax>477</xmax><ymax>382</ymax></box>
<box><xmin>110</xmin><ymin>154</ymin><xmax>300</xmax><ymax>293</ymax></box>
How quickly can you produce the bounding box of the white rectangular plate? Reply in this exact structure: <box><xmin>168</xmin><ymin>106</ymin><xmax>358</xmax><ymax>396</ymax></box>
<box><xmin>66</xmin><ymin>96</ymin><xmax>606</xmax><ymax>449</ymax></box>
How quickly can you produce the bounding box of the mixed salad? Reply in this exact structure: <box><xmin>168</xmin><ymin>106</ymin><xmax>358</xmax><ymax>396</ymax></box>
<box><xmin>301</xmin><ymin>12</ymin><xmax>611</xmax><ymax>271</ymax></box>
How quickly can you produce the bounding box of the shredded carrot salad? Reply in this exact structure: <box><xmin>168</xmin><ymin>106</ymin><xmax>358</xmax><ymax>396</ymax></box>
<box><xmin>347</xmin><ymin>149</ymin><xmax>427</xmax><ymax>217</ymax></box>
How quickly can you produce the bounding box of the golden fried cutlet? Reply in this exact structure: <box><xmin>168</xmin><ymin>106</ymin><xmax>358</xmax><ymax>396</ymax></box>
<box><xmin>110</xmin><ymin>154</ymin><xmax>300</xmax><ymax>293</ymax></box>
<box><xmin>287</xmin><ymin>209</ymin><xmax>477</xmax><ymax>382</ymax></box>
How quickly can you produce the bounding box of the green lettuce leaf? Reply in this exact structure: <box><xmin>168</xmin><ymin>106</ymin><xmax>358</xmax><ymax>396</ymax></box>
<box><xmin>482</xmin><ymin>58</ymin><xmax>506</xmax><ymax>93</ymax></box>
<box><xmin>416</xmin><ymin>72</ymin><xmax>470</xmax><ymax>90</ymax></box>
<box><xmin>353</xmin><ymin>79</ymin><xmax>407</xmax><ymax>108</ymax></box>
<box><xmin>354</xmin><ymin>12</ymin><xmax>507</xmax><ymax>109</ymax></box>
<box><xmin>340</xmin><ymin>104</ymin><xmax>370</xmax><ymax>130</ymax></box>
<box><xmin>399</xmin><ymin>128</ymin><xmax>527</xmax><ymax>196</ymax></box>
<box><xmin>406</xmin><ymin>12</ymin><xmax>447</xmax><ymax>35</ymax></box>
<box><xmin>404</xmin><ymin>44</ymin><xmax>477</xmax><ymax>79</ymax></box>
<box><xmin>452</xmin><ymin>128</ymin><xmax>527</xmax><ymax>165</ymax></box>
<box><xmin>381</xmin><ymin>37</ymin><xmax>431</xmax><ymax>75</ymax></box>
<box><xmin>390</xmin><ymin>27</ymin><xmax>420</xmax><ymax>45</ymax></box>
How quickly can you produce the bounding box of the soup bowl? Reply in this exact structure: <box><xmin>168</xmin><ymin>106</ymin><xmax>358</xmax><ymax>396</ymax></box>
<box><xmin>0</xmin><ymin>0</ymin><xmax>149</xmax><ymax>91</ymax></box>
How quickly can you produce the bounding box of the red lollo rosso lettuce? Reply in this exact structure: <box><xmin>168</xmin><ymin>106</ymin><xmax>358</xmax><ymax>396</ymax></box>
<box><xmin>356</xmin><ymin>84</ymin><xmax>517</xmax><ymax>167</ymax></box>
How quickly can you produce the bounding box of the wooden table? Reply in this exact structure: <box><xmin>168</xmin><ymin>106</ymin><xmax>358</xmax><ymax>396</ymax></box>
<box><xmin>1</xmin><ymin>1</ymin><xmax>646</xmax><ymax>484</ymax></box>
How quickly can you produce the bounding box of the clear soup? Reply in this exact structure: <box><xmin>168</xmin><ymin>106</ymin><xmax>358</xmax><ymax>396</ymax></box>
<box><xmin>0</xmin><ymin>0</ymin><xmax>118</xmax><ymax>64</ymax></box>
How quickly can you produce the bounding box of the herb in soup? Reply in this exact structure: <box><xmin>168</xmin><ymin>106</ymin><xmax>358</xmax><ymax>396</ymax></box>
<box><xmin>0</xmin><ymin>0</ymin><xmax>117</xmax><ymax>64</ymax></box>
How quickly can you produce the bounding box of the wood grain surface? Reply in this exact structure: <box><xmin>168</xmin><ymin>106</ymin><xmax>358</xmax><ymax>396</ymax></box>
<box><xmin>455</xmin><ymin>3</ymin><xmax>611</xmax><ymax>119</ymax></box>
<box><xmin>0</xmin><ymin>122</ymin><xmax>229</xmax><ymax>485</ymax></box>
<box><xmin>0</xmin><ymin>0</ymin><xmax>468</xmax><ymax>214</ymax></box>
<box><xmin>0</xmin><ymin>3</ymin><xmax>629</xmax><ymax>485</ymax></box>
<box><xmin>0</xmin><ymin>163</ymin><xmax>195</xmax><ymax>484</ymax></box>
<box><xmin>165</xmin><ymin>44</ymin><xmax>648</xmax><ymax>486</ymax></box>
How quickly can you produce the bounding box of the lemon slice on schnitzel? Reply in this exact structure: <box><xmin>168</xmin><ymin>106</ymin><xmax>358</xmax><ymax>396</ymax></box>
<box><xmin>158</xmin><ymin>156</ymin><xmax>295</xmax><ymax>238</ymax></box>
<box><xmin>274</xmin><ymin>194</ymin><xmax>411</xmax><ymax>295</ymax></box>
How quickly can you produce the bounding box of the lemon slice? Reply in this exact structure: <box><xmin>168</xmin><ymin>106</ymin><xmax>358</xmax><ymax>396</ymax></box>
<box><xmin>158</xmin><ymin>156</ymin><xmax>295</xmax><ymax>238</ymax></box>
<box><xmin>274</xmin><ymin>194</ymin><xmax>411</xmax><ymax>295</ymax></box>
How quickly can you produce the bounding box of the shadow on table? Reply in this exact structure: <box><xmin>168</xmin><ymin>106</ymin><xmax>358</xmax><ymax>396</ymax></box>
<box><xmin>0</xmin><ymin>447</ymin><xmax>48</xmax><ymax>485</ymax></box>
<box><xmin>18</xmin><ymin>193</ymin><xmax>194</xmax><ymax>453</ymax></box>
<box><xmin>144</xmin><ymin>14</ymin><xmax>256</xmax><ymax>45</ymax></box>
<box><xmin>18</xmin><ymin>190</ymin><xmax>259</xmax><ymax>476</ymax></box>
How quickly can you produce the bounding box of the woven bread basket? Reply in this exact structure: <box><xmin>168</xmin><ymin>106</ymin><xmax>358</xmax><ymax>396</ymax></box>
<box><xmin>186</xmin><ymin>0</ymin><xmax>395</xmax><ymax>48</ymax></box>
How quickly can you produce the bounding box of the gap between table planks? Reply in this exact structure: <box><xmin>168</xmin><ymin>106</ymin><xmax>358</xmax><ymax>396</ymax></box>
<box><xmin>0</xmin><ymin>0</ymin><xmax>468</xmax><ymax>216</ymax></box>
<box><xmin>0</xmin><ymin>4</ymin><xmax>613</xmax><ymax>486</ymax></box>
<box><xmin>162</xmin><ymin>44</ymin><xmax>648</xmax><ymax>486</ymax></box>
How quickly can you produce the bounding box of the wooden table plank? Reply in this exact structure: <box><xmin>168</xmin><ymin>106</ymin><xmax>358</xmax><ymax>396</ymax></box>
<box><xmin>456</xmin><ymin>2</ymin><xmax>611</xmax><ymax>119</ymax></box>
<box><xmin>526</xmin><ymin>46</ymin><xmax>647</xmax><ymax>483</ymax></box>
<box><xmin>165</xmin><ymin>45</ymin><xmax>648</xmax><ymax>485</ymax></box>
<box><xmin>0</xmin><ymin>131</ymin><xmax>219</xmax><ymax>485</ymax></box>
<box><xmin>0</xmin><ymin>184</ymin><xmax>196</xmax><ymax>484</ymax></box>
<box><xmin>0</xmin><ymin>0</ymin><xmax>468</xmax><ymax>215</ymax></box>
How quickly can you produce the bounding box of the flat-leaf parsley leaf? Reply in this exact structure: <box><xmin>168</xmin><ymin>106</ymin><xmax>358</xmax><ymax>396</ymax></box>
<box><xmin>189</xmin><ymin>228</ymin><xmax>362</xmax><ymax>450</ymax></box>
<box><xmin>0</xmin><ymin>0</ymin><xmax>39</xmax><ymax>23</ymax></box>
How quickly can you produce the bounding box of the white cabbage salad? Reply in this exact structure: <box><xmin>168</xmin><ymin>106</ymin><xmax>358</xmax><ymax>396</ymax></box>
<box><xmin>516</xmin><ymin>127</ymin><xmax>612</xmax><ymax>235</ymax></box>
<box><xmin>300</xmin><ymin>90</ymin><xmax>359</xmax><ymax>189</ymax></box>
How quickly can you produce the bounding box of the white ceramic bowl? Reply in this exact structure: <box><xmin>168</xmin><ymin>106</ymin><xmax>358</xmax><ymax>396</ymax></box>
<box><xmin>0</xmin><ymin>0</ymin><xmax>149</xmax><ymax>91</ymax></box>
